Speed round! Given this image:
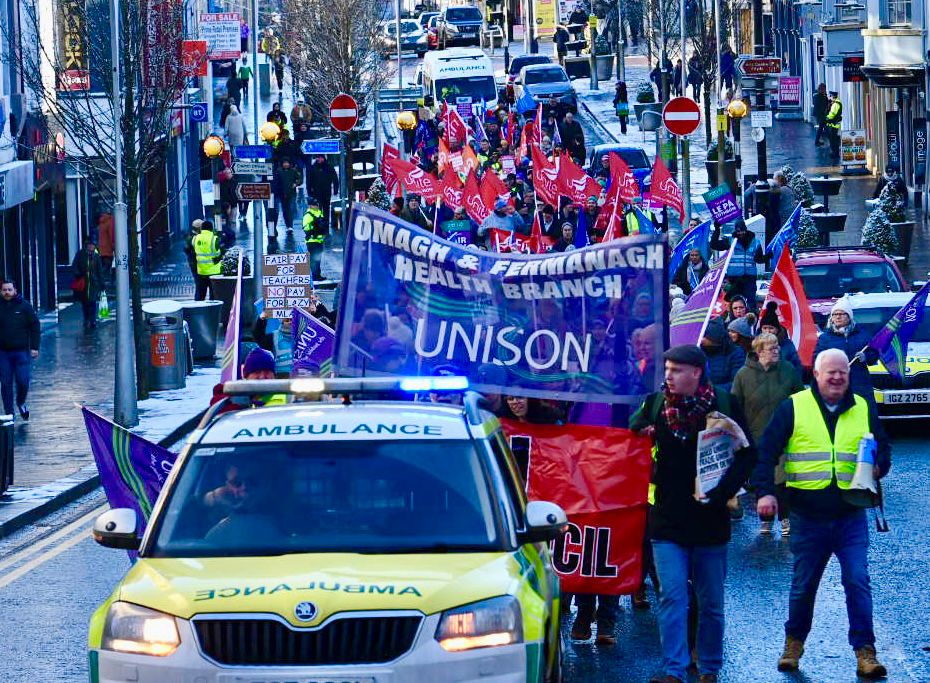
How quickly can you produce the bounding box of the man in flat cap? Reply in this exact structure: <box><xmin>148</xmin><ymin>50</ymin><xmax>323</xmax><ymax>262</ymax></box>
<box><xmin>631</xmin><ymin>345</ymin><xmax>757</xmax><ymax>683</ymax></box>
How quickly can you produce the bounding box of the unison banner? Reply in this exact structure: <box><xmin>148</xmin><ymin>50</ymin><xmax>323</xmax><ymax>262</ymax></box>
<box><xmin>501</xmin><ymin>420</ymin><xmax>652</xmax><ymax>595</ymax></box>
<box><xmin>336</xmin><ymin>204</ymin><xmax>666</xmax><ymax>403</ymax></box>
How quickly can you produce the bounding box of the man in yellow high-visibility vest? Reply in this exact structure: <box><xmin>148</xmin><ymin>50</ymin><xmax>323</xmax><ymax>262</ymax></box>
<box><xmin>754</xmin><ymin>348</ymin><xmax>891</xmax><ymax>679</ymax></box>
<box><xmin>192</xmin><ymin>220</ymin><xmax>222</xmax><ymax>300</ymax></box>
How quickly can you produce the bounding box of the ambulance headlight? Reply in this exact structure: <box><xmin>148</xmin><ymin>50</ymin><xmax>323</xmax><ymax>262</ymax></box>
<box><xmin>435</xmin><ymin>596</ymin><xmax>523</xmax><ymax>651</ymax></box>
<box><xmin>102</xmin><ymin>602</ymin><xmax>180</xmax><ymax>656</ymax></box>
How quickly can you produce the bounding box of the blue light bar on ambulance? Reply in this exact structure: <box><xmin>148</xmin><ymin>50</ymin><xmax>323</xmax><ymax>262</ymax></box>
<box><xmin>222</xmin><ymin>376</ymin><xmax>470</xmax><ymax>397</ymax></box>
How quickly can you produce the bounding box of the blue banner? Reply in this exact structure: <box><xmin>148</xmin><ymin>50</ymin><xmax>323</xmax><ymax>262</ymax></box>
<box><xmin>336</xmin><ymin>204</ymin><xmax>668</xmax><ymax>403</ymax></box>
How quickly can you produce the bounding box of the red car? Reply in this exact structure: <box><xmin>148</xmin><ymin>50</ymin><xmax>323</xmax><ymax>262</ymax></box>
<box><xmin>791</xmin><ymin>247</ymin><xmax>907</xmax><ymax>327</ymax></box>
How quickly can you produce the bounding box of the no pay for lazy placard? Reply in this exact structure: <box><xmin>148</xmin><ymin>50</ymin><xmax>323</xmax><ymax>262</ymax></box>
<box><xmin>262</xmin><ymin>253</ymin><xmax>312</xmax><ymax>319</ymax></box>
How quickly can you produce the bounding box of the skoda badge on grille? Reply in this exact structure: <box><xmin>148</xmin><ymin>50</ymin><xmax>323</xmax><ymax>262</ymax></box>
<box><xmin>294</xmin><ymin>601</ymin><xmax>318</xmax><ymax>622</ymax></box>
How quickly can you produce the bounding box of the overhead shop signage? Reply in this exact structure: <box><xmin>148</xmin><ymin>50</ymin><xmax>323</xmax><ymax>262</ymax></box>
<box><xmin>199</xmin><ymin>12</ymin><xmax>241</xmax><ymax>61</ymax></box>
<box><xmin>59</xmin><ymin>0</ymin><xmax>90</xmax><ymax>91</ymax></box>
<box><xmin>842</xmin><ymin>56</ymin><xmax>865</xmax><ymax>83</ymax></box>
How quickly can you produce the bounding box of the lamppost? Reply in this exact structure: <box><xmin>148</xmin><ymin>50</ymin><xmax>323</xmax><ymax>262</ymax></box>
<box><xmin>258</xmin><ymin>122</ymin><xmax>280</xmax><ymax>238</ymax></box>
<box><xmin>727</xmin><ymin>98</ymin><xmax>748</xmax><ymax>202</ymax></box>
<box><xmin>396</xmin><ymin>110</ymin><xmax>417</xmax><ymax>162</ymax></box>
<box><xmin>109</xmin><ymin>0</ymin><xmax>137</xmax><ymax>427</ymax></box>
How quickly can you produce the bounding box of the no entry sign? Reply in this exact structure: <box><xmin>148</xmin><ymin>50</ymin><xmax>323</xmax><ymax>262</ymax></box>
<box><xmin>329</xmin><ymin>93</ymin><xmax>359</xmax><ymax>133</ymax></box>
<box><xmin>662</xmin><ymin>97</ymin><xmax>702</xmax><ymax>137</ymax></box>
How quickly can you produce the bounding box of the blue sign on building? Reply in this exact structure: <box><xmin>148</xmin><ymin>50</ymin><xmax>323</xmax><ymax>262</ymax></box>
<box><xmin>234</xmin><ymin>145</ymin><xmax>272</xmax><ymax>159</ymax></box>
<box><xmin>301</xmin><ymin>138</ymin><xmax>341</xmax><ymax>155</ymax></box>
<box><xmin>190</xmin><ymin>103</ymin><xmax>208</xmax><ymax>123</ymax></box>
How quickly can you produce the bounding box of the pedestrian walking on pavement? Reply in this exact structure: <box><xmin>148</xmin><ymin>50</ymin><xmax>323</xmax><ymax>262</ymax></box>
<box><xmin>825</xmin><ymin>91</ymin><xmax>843</xmax><ymax>161</ymax></box>
<box><xmin>272</xmin><ymin>158</ymin><xmax>303</xmax><ymax>232</ymax></box>
<box><xmin>631</xmin><ymin>345</ymin><xmax>757</xmax><ymax>683</ymax></box>
<box><xmin>225</xmin><ymin>72</ymin><xmax>243</xmax><ymax>107</ymax></box>
<box><xmin>754</xmin><ymin>348</ymin><xmax>891</xmax><ymax>679</ymax></box>
<box><xmin>812</xmin><ymin>83</ymin><xmax>828</xmax><ymax>146</ymax></box>
<box><xmin>0</xmin><ymin>279</ymin><xmax>40</xmax><ymax>421</ymax></box>
<box><xmin>267</xmin><ymin>101</ymin><xmax>287</xmax><ymax>128</ymax></box>
<box><xmin>720</xmin><ymin>45</ymin><xmax>736</xmax><ymax>91</ymax></box>
<box><xmin>237</xmin><ymin>57</ymin><xmax>252</xmax><ymax>104</ymax></box>
<box><xmin>224</xmin><ymin>104</ymin><xmax>247</xmax><ymax>147</ymax></box>
<box><xmin>687</xmin><ymin>55</ymin><xmax>703</xmax><ymax>100</ymax></box>
<box><xmin>71</xmin><ymin>240</ymin><xmax>105</xmax><ymax>331</ymax></box>
<box><xmin>613</xmin><ymin>81</ymin><xmax>629</xmax><ymax>135</ymax></box>
<box><xmin>96</xmin><ymin>213</ymin><xmax>114</xmax><ymax>283</ymax></box>
<box><xmin>732</xmin><ymin>332</ymin><xmax>804</xmax><ymax>536</ymax></box>
<box><xmin>306</xmin><ymin>155</ymin><xmax>340</xmax><ymax>224</ymax></box>
<box><xmin>192</xmin><ymin>221</ymin><xmax>222</xmax><ymax>300</ymax></box>
<box><xmin>273</xmin><ymin>52</ymin><xmax>286</xmax><ymax>92</ymax></box>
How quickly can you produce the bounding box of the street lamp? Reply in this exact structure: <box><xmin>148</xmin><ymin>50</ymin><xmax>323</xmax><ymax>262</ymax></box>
<box><xmin>396</xmin><ymin>111</ymin><xmax>417</xmax><ymax>160</ymax></box>
<box><xmin>202</xmin><ymin>135</ymin><xmax>226</xmax><ymax>157</ymax></box>
<box><xmin>727</xmin><ymin>98</ymin><xmax>748</xmax><ymax>200</ymax></box>
<box><xmin>259</xmin><ymin>121</ymin><xmax>281</xmax><ymax>143</ymax></box>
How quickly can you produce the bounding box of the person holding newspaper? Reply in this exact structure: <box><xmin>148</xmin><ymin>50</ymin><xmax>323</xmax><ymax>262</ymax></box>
<box><xmin>753</xmin><ymin>348</ymin><xmax>891</xmax><ymax>679</ymax></box>
<box><xmin>631</xmin><ymin>344</ymin><xmax>757</xmax><ymax>683</ymax></box>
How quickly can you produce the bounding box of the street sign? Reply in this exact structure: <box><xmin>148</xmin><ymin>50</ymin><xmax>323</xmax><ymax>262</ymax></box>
<box><xmin>736</xmin><ymin>57</ymin><xmax>782</xmax><ymax>76</ymax></box>
<box><xmin>235</xmin><ymin>182</ymin><xmax>272</xmax><ymax>201</ymax></box>
<box><xmin>662</xmin><ymin>97</ymin><xmax>701</xmax><ymax>137</ymax></box>
<box><xmin>329</xmin><ymin>93</ymin><xmax>359</xmax><ymax>132</ymax></box>
<box><xmin>190</xmin><ymin>103</ymin><xmax>208</xmax><ymax>123</ymax></box>
<box><xmin>751</xmin><ymin>127</ymin><xmax>765</xmax><ymax>143</ymax></box>
<box><xmin>301</xmin><ymin>138</ymin><xmax>341</xmax><ymax>155</ymax></box>
<box><xmin>233</xmin><ymin>145</ymin><xmax>271</xmax><ymax>159</ymax></box>
<box><xmin>750</xmin><ymin>110</ymin><xmax>773</xmax><ymax>128</ymax></box>
<box><xmin>198</xmin><ymin>13</ymin><xmax>241</xmax><ymax>61</ymax></box>
<box><xmin>232</xmin><ymin>161</ymin><xmax>273</xmax><ymax>175</ymax></box>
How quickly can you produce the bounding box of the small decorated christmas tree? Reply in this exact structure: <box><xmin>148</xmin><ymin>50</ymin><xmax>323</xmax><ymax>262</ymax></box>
<box><xmin>366</xmin><ymin>177</ymin><xmax>392</xmax><ymax>211</ymax></box>
<box><xmin>861</xmin><ymin>207</ymin><xmax>899</xmax><ymax>255</ymax></box>
<box><xmin>790</xmin><ymin>171</ymin><xmax>815</xmax><ymax>208</ymax></box>
<box><xmin>796</xmin><ymin>209</ymin><xmax>820</xmax><ymax>248</ymax></box>
<box><xmin>877</xmin><ymin>182</ymin><xmax>906</xmax><ymax>223</ymax></box>
<box><xmin>779</xmin><ymin>163</ymin><xmax>795</xmax><ymax>184</ymax></box>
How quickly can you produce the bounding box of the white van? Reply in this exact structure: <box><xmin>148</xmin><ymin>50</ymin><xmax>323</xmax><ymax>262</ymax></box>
<box><xmin>419</xmin><ymin>48</ymin><xmax>499</xmax><ymax>111</ymax></box>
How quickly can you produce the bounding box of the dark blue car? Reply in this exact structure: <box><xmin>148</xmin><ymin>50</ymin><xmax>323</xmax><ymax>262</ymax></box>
<box><xmin>587</xmin><ymin>144</ymin><xmax>652</xmax><ymax>193</ymax></box>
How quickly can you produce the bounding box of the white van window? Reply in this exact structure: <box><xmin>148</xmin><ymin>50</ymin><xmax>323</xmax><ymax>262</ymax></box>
<box><xmin>437</xmin><ymin>76</ymin><xmax>496</xmax><ymax>102</ymax></box>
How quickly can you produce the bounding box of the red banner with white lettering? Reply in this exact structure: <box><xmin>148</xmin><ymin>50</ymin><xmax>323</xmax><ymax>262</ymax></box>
<box><xmin>439</xmin><ymin>171</ymin><xmax>464</xmax><ymax>211</ymax></box>
<box><xmin>381</xmin><ymin>143</ymin><xmax>400</xmax><ymax>196</ymax></box>
<box><xmin>558</xmin><ymin>155</ymin><xmax>604</xmax><ymax>206</ymax></box>
<box><xmin>385</xmin><ymin>157</ymin><xmax>439</xmax><ymax>201</ymax></box>
<box><xmin>531</xmin><ymin>145</ymin><xmax>560</xmax><ymax>206</ymax></box>
<box><xmin>649</xmin><ymin>156</ymin><xmax>684</xmax><ymax>221</ymax></box>
<box><xmin>500</xmin><ymin>420</ymin><xmax>652</xmax><ymax>595</ymax></box>
<box><xmin>610</xmin><ymin>152</ymin><xmax>641</xmax><ymax>204</ymax></box>
<box><xmin>463</xmin><ymin>170</ymin><xmax>491</xmax><ymax>224</ymax></box>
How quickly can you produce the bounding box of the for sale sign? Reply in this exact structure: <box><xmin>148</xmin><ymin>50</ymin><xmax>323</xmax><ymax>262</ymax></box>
<box><xmin>199</xmin><ymin>13</ymin><xmax>241</xmax><ymax>60</ymax></box>
<box><xmin>261</xmin><ymin>253</ymin><xmax>313</xmax><ymax>319</ymax></box>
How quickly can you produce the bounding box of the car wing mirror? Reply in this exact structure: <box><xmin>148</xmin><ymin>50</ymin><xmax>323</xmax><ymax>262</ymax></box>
<box><xmin>518</xmin><ymin>501</ymin><xmax>568</xmax><ymax>544</ymax></box>
<box><xmin>92</xmin><ymin>508</ymin><xmax>141</xmax><ymax>550</ymax></box>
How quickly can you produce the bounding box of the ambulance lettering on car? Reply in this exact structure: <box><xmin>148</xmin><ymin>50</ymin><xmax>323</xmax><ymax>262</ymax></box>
<box><xmin>88</xmin><ymin>377</ymin><xmax>567</xmax><ymax>683</ymax></box>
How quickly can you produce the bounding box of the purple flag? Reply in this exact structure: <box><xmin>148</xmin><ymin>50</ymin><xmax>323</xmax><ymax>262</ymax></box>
<box><xmin>220</xmin><ymin>252</ymin><xmax>243</xmax><ymax>382</ymax></box>
<box><xmin>669</xmin><ymin>243</ymin><xmax>736</xmax><ymax>346</ymax></box>
<box><xmin>82</xmin><ymin>407</ymin><xmax>177</xmax><ymax>523</ymax></box>
<box><xmin>867</xmin><ymin>282</ymin><xmax>930</xmax><ymax>380</ymax></box>
<box><xmin>291</xmin><ymin>307</ymin><xmax>335</xmax><ymax>376</ymax></box>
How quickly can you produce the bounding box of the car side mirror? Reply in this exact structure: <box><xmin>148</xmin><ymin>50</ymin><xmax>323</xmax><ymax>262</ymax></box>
<box><xmin>518</xmin><ymin>501</ymin><xmax>569</xmax><ymax>544</ymax></box>
<box><xmin>92</xmin><ymin>508</ymin><xmax>141</xmax><ymax>550</ymax></box>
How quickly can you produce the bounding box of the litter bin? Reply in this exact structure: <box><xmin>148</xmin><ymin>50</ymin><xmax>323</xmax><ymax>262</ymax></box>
<box><xmin>0</xmin><ymin>414</ymin><xmax>12</xmax><ymax>496</ymax></box>
<box><xmin>142</xmin><ymin>300</ymin><xmax>189</xmax><ymax>391</ymax></box>
<box><xmin>181</xmin><ymin>300</ymin><xmax>223</xmax><ymax>359</ymax></box>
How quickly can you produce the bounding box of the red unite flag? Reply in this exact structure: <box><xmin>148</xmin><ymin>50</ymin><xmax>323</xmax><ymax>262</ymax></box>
<box><xmin>765</xmin><ymin>248</ymin><xmax>819</xmax><ymax>366</ymax></box>
<box><xmin>649</xmin><ymin>156</ymin><xmax>684</xmax><ymax>221</ymax></box>
<box><xmin>381</xmin><ymin>143</ymin><xmax>400</xmax><ymax>196</ymax></box>
<box><xmin>439</xmin><ymin>171</ymin><xmax>464</xmax><ymax>211</ymax></box>
<box><xmin>501</xmin><ymin>420</ymin><xmax>652</xmax><ymax>595</ymax></box>
<box><xmin>437</xmin><ymin>138</ymin><xmax>451</xmax><ymax>175</ymax></box>
<box><xmin>480</xmin><ymin>171</ymin><xmax>511</xmax><ymax>210</ymax></box>
<box><xmin>531</xmin><ymin>145</ymin><xmax>560</xmax><ymax>207</ymax></box>
<box><xmin>385</xmin><ymin>157</ymin><xmax>439</xmax><ymax>201</ymax></box>
<box><xmin>445</xmin><ymin>107</ymin><xmax>470</xmax><ymax>145</ymax></box>
<box><xmin>558</xmin><ymin>155</ymin><xmax>603</xmax><ymax>205</ymax></box>
<box><xmin>610</xmin><ymin>153</ymin><xmax>640</xmax><ymax>204</ymax></box>
<box><xmin>463</xmin><ymin>170</ymin><xmax>491</xmax><ymax>224</ymax></box>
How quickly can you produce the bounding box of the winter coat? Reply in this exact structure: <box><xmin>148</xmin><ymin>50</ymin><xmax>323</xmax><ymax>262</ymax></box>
<box><xmin>272</xmin><ymin>166</ymin><xmax>303</xmax><ymax>201</ymax></box>
<box><xmin>631</xmin><ymin>386</ymin><xmax>758</xmax><ymax>546</ymax></box>
<box><xmin>777</xmin><ymin>332</ymin><xmax>803</xmax><ymax>372</ymax></box>
<box><xmin>225</xmin><ymin>112</ymin><xmax>247</xmax><ymax>147</ymax></box>
<box><xmin>703</xmin><ymin>340</ymin><xmax>745</xmax><ymax>391</ymax></box>
<box><xmin>307</xmin><ymin>160</ymin><xmax>339</xmax><ymax>201</ymax></box>
<box><xmin>0</xmin><ymin>294</ymin><xmax>40</xmax><ymax>351</ymax></box>
<box><xmin>478</xmin><ymin>210</ymin><xmax>525</xmax><ymax>238</ymax></box>
<box><xmin>71</xmin><ymin>248</ymin><xmax>105</xmax><ymax>303</ymax></box>
<box><xmin>732</xmin><ymin>357</ymin><xmax>804</xmax><ymax>443</ymax></box>
<box><xmin>672</xmin><ymin>258</ymin><xmax>709</xmax><ymax>296</ymax></box>
<box><xmin>812</xmin><ymin>92</ymin><xmax>829</xmax><ymax>122</ymax></box>
<box><xmin>813</xmin><ymin>322</ymin><xmax>877</xmax><ymax>398</ymax></box>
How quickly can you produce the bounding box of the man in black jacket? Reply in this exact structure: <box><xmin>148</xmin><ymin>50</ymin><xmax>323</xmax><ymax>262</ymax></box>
<box><xmin>631</xmin><ymin>345</ymin><xmax>757</xmax><ymax>683</ymax></box>
<box><xmin>306</xmin><ymin>156</ymin><xmax>340</xmax><ymax>227</ymax></box>
<box><xmin>0</xmin><ymin>279</ymin><xmax>40</xmax><ymax>420</ymax></box>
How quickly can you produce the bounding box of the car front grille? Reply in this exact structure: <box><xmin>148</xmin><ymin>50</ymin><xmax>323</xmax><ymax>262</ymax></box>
<box><xmin>193</xmin><ymin>615</ymin><xmax>422</xmax><ymax>666</ymax></box>
<box><xmin>872</xmin><ymin>373</ymin><xmax>930</xmax><ymax>390</ymax></box>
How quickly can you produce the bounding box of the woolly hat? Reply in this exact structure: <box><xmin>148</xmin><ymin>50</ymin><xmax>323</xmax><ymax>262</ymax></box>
<box><xmin>831</xmin><ymin>296</ymin><xmax>855</xmax><ymax>321</ymax></box>
<box><xmin>728</xmin><ymin>315</ymin><xmax>755</xmax><ymax>339</ymax></box>
<box><xmin>703</xmin><ymin>317</ymin><xmax>727</xmax><ymax>344</ymax></box>
<box><xmin>760</xmin><ymin>301</ymin><xmax>782</xmax><ymax>330</ymax></box>
<box><xmin>242</xmin><ymin>348</ymin><xmax>275</xmax><ymax>377</ymax></box>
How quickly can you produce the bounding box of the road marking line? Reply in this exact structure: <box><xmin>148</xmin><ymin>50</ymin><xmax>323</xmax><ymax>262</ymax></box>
<box><xmin>0</xmin><ymin>505</ymin><xmax>104</xmax><ymax>575</ymax></box>
<box><xmin>0</xmin><ymin>525</ymin><xmax>93</xmax><ymax>589</ymax></box>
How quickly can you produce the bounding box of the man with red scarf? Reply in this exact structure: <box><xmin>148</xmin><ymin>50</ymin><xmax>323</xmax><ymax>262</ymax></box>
<box><xmin>630</xmin><ymin>345</ymin><xmax>757</xmax><ymax>683</ymax></box>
